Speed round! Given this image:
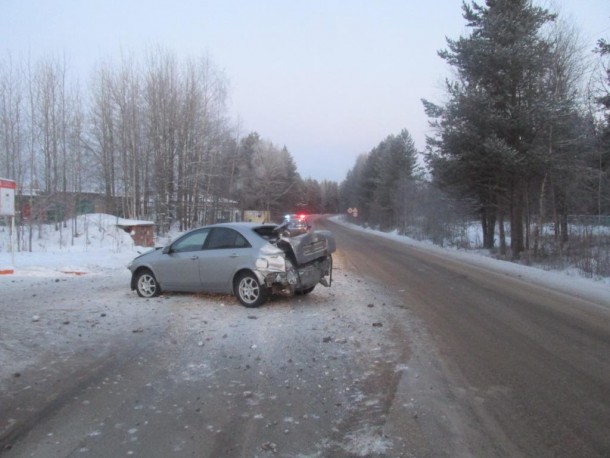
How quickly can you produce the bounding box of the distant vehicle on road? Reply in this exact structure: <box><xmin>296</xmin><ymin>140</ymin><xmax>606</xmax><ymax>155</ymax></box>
<box><xmin>281</xmin><ymin>213</ymin><xmax>311</xmax><ymax>236</ymax></box>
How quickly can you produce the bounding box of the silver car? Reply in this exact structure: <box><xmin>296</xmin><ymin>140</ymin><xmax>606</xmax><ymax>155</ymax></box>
<box><xmin>128</xmin><ymin>222</ymin><xmax>335</xmax><ymax>307</ymax></box>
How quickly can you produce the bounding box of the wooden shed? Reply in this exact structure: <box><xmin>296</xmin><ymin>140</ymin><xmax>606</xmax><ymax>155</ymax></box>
<box><xmin>116</xmin><ymin>218</ymin><xmax>155</xmax><ymax>247</ymax></box>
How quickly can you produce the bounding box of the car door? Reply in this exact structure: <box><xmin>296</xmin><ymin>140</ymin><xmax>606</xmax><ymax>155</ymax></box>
<box><xmin>154</xmin><ymin>228</ymin><xmax>210</xmax><ymax>291</ymax></box>
<box><xmin>197</xmin><ymin>227</ymin><xmax>254</xmax><ymax>292</ymax></box>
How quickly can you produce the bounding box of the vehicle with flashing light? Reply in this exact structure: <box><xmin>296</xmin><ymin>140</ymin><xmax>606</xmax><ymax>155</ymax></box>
<box><xmin>281</xmin><ymin>213</ymin><xmax>311</xmax><ymax>236</ymax></box>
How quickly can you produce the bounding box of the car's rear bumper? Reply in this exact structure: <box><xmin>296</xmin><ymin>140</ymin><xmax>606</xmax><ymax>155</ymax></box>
<box><xmin>264</xmin><ymin>255</ymin><xmax>332</xmax><ymax>295</ymax></box>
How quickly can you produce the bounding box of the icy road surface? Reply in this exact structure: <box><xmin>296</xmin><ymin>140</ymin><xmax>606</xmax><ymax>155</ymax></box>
<box><xmin>0</xmin><ymin>252</ymin><xmax>455</xmax><ymax>457</ymax></box>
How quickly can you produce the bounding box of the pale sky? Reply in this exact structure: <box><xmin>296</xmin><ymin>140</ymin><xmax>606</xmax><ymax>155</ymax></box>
<box><xmin>1</xmin><ymin>1</ymin><xmax>609</xmax><ymax>182</ymax></box>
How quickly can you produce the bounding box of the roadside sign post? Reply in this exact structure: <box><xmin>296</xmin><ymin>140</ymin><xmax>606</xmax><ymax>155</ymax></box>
<box><xmin>0</xmin><ymin>178</ymin><xmax>16</xmax><ymax>273</ymax></box>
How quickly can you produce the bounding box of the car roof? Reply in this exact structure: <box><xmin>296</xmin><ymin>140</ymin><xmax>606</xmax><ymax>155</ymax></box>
<box><xmin>207</xmin><ymin>222</ymin><xmax>277</xmax><ymax>230</ymax></box>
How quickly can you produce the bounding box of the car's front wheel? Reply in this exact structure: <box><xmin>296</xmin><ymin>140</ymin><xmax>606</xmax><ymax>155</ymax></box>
<box><xmin>135</xmin><ymin>269</ymin><xmax>160</xmax><ymax>298</ymax></box>
<box><xmin>234</xmin><ymin>271</ymin><xmax>269</xmax><ymax>307</ymax></box>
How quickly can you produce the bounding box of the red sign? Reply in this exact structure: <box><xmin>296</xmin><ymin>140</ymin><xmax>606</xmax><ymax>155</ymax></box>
<box><xmin>0</xmin><ymin>179</ymin><xmax>15</xmax><ymax>189</ymax></box>
<box><xmin>0</xmin><ymin>178</ymin><xmax>16</xmax><ymax>216</ymax></box>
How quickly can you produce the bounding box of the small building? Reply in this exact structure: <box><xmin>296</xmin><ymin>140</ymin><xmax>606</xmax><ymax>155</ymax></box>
<box><xmin>116</xmin><ymin>218</ymin><xmax>155</xmax><ymax>247</ymax></box>
<box><xmin>243</xmin><ymin>210</ymin><xmax>271</xmax><ymax>223</ymax></box>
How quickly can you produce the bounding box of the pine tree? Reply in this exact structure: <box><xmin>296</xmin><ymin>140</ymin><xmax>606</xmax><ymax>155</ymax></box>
<box><xmin>424</xmin><ymin>0</ymin><xmax>555</xmax><ymax>257</ymax></box>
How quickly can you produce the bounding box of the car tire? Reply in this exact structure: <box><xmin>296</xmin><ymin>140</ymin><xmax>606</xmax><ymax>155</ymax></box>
<box><xmin>234</xmin><ymin>271</ymin><xmax>269</xmax><ymax>307</ymax></box>
<box><xmin>135</xmin><ymin>269</ymin><xmax>161</xmax><ymax>298</ymax></box>
<box><xmin>296</xmin><ymin>286</ymin><xmax>315</xmax><ymax>295</ymax></box>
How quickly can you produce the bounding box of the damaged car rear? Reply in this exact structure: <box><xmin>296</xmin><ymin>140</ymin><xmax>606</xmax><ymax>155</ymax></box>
<box><xmin>127</xmin><ymin>222</ymin><xmax>335</xmax><ymax>307</ymax></box>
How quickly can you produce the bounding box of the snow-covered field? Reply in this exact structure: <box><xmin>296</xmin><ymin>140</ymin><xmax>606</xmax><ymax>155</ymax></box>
<box><xmin>0</xmin><ymin>214</ymin><xmax>143</xmax><ymax>276</ymax></box>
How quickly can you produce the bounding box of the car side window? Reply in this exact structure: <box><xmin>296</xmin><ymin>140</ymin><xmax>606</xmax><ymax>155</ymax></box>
<box><xmin>171</xmin><ymin>228</ymin><xmax>210</xmax><ymax>253</ymax></box>
<box><xmin>206</xmin><ymin>228</ymin><xmax>251</xmax><ymax>250</ymax></box>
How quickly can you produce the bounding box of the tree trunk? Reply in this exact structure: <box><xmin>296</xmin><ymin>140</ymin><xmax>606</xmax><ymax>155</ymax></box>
<box><xmin>481</xmin><ymin>205</ymin><xmax>496</xmax><ymax>249</ymax></box>
<box><xmin>535</xmin><ymin>173</ymin><xmax>548</xmax><ymax>257</ymax></box>
<box><xmin>510</xmin><ymin>188</ymin><xmax>525</xmax><ymax>259</ymax></box>
<box><xmin>499</xmin><ymin>211</ymin><xmax>507</xmax><ymax>256</ymax></box>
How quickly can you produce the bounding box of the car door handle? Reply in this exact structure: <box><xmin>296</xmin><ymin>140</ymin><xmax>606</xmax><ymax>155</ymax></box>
<box><xmin>229</xmin><ymin>253</ymin><xmax>239</xmax><ymax>258</ymax></box>
<box><xmin>190</xmin><ymin>255</ymin><xmax>199</xmax><ymax>260</ymax></box>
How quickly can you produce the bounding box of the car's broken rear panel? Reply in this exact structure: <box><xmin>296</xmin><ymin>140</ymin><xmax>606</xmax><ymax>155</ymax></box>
<box><xmin>282</xmin><ymin>230</ymin><xmax>336</xmax><ymax>265</ymax></box>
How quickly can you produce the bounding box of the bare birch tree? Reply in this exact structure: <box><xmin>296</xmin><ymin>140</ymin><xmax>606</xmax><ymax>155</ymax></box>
<box><xmin>88</xmin><ymin>62</ymin><xmax>118</xmax><ymax>212</ymax></box>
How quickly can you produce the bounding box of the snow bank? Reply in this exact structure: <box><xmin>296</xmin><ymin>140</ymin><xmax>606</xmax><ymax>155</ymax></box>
<box><xmin>0</xmin><ymin>214</ymin><xmax>144</xmax><ymax>276</ymax></box>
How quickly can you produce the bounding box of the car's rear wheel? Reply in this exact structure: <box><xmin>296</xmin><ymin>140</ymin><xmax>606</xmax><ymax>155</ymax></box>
<box><xmin>135</xmin><ymin>269</ymin><xmax>160</xmax><ymax>298</ymax></box>
<box><xmin>234</xmin><ymin>271</ymin><xmax>269</xmax><ymax>307</ymax></box>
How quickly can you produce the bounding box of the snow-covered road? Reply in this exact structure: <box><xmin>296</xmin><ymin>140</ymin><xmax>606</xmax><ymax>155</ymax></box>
<box><xmin>1</xmin><ymin>252</ymin><xmax>449</xmax><ymax>457</ymax></box>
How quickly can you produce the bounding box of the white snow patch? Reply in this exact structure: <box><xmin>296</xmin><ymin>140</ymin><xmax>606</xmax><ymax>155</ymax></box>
<box><xmin>340</xmin><ymin>426</ymin><xmax>392</xmax><ymax>456</ymax></box>
<box><xmin>0</xmin><ymin>213</ymin><xmax>143</xmax><ymax>275</ymax></box>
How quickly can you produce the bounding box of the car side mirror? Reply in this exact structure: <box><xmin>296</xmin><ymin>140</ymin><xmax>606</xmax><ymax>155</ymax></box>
<box><xmin>162</xmin><ymin>246</ymin><xmax>171</xmax><ymax>254</ymax></box>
